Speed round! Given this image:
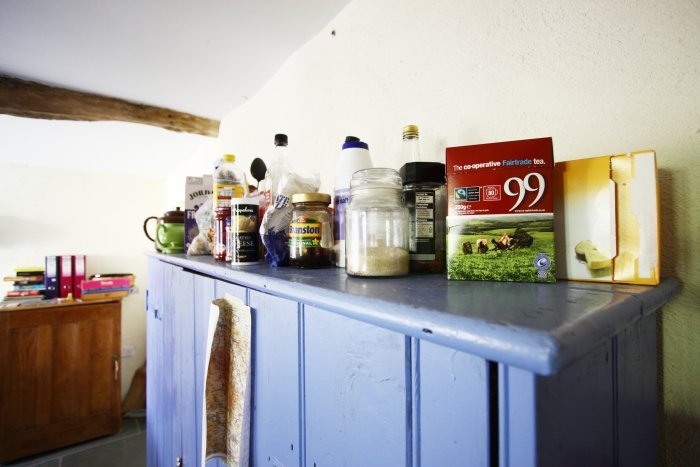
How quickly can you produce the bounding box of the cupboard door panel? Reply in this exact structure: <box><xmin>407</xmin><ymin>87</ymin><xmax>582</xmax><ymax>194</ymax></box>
<box><xmin>173</xmin><ymin>268</ymin><xmax>197</xmax><ymax>467</ymax></box>
<box><xmin>418</xmin><ymin>340</ymin><xmax>490</xmax><ymax>467</ymax></box>
<box><xmin>215</xmin><ymin>280</ymin><xmax>247</xmax><ymax>304</ymax></box>
<box><xmin>304</xmin><ymin>306</ymin><xmax>407</xmax><ymax>467</ymax></box>
<box><xmin>249</xmin><ymin>290</ymin><xmax>300</xmax><ymax>467</ymax></box>
<box><xmin>146</xmin><ymin>258</ymin><xmax>164</xmax><ymax>467</ymax></box>
<box><xmin>0</xmin><ymin>302</ymin><xmax>121</xmax><ymax>463</ymax></box>
<box><xmin>194</xmin><ymin>274</ymin><xmax>217</xmax><ymax>466</ymax></box>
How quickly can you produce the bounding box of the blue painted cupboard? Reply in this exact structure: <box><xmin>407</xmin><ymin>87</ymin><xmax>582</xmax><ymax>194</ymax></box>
<box><xmin>146</xmin><ymin>253</ymin><xmax>677</xmax><ymax>467</ymax></box>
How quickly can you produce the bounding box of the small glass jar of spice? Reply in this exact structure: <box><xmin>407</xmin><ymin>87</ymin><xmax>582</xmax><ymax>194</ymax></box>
<box><xmin>213</xmin><ymin>206</ymin><xmax>231</xmax><ymax>261</ymax></box>
<box><xmin>288</xmin><ymin>193</ymin><xmax>334</xmax><ymax>268</ymax></box>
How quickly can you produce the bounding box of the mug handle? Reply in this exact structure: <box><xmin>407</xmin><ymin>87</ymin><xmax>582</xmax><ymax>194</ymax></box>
<box><xmin>143</xmin><ymin>217</ymin><xmax>157</xmax><ymax>242</ymax></box>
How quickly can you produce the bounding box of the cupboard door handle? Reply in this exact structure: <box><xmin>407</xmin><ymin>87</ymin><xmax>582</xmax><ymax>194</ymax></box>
<box><xmin>113</xmin><ymin>355</ymin><xmax>119</xmax><ymax>382</ymax></box>
<box><xmin>176</xmin><ymin>456</ymin><xmax>183</xmax><ymax>467</ymax></box>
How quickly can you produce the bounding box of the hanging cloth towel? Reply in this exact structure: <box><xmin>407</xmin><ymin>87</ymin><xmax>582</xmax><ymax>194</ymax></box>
<box><xmin>202</xmin><ymin>294</ymin><xmax>252</xmax><ymax>467</ymax></box>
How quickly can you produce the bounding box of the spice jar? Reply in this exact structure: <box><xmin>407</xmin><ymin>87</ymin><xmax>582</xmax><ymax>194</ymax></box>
<box><xmin>214</xmin><ymin>206</ymin><xmax>231</xmax><ymax>261</ymax></box>
<box><xmin>289</xmin><ymin>193</ymin><xmax>333</xmax><ymax>268</ymax></box>
<box><xmin>399</xmin><ymin>162</ymin><xmax>447</xmax><ymax>273</ymax></box>
<box><xmin>345</xmin><ymin>168</ymin><xmax>409</xmax><ymax>276</ymax></box>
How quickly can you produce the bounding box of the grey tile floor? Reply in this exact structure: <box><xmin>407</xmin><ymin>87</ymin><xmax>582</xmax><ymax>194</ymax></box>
<box><xmin>1</xmin><ymin>417</ymin><xmax>146</xmax><ymax>467</ymax></box>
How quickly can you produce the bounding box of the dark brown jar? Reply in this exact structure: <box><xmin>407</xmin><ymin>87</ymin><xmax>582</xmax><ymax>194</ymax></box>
<box><xmin>399</xmin><ymin>162</ymin><xmax>447</xmax><ymax>273</ymax></box>
<box><xmin>288</xmin><ymin>193</ymin><xmax>333</xmax><ymax>268</ymax></box>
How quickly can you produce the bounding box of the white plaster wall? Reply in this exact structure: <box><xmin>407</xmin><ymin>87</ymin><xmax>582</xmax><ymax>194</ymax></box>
<box><xmin>219</xmin><ymin>0</ymin><xmax>700</xmax><ymax>461</ymax></box>
<box><xmin>0</xmin><ymin>162</ymin><xmax>166</xmax><ymax>398</ymax></box>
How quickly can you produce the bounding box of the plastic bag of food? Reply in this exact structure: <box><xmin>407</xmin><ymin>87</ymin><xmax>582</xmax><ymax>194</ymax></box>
<box><xmin>187</xmin><ymin>196</ymin><xmax>214</xmax><ymax>255</ymax></box>
<box><xmin>260</xmin><ymin>172</ymin><xmax>320</xmax><ymax>266</ymax></box>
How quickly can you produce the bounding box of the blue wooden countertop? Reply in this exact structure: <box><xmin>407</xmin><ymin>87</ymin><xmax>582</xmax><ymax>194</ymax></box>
<box><xmin>149</xmin><ymin>253</ymin><xmax>679</xmax><ymax>376</ymax></box>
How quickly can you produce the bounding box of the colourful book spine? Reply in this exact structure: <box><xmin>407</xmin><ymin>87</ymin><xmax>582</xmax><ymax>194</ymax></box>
<box><xmin>80</xmin><ymin>290</ymin><xmax>129</xmax><ymax>301</ymax></box>
<box><xmin>80</xmin><ymin>278</ymin><xmax>132</xmax><ymax>291</ymax></box>
<box><xmin>6</xmin><ymin>290</ymin><xmax>42</xmax><ymax>298</ymax></box>
<box><xmin>82</xmin><ymin>286</ymin><xmax>131</xmax><ymax>294</ymax></box>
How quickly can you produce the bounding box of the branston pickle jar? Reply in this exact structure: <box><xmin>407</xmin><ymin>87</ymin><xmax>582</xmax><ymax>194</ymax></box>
<box><xmin>288</xmin><ymin>193</ymin><xmax>333</xmax><ymax>268</ymax></box>
<box><xmin>345</xmin><ymin>168</ymin><xmax>409</xmax><ymax>276</ymax></box>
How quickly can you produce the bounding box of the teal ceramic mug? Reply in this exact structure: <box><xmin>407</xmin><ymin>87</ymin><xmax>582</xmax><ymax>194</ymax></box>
<box><xmin>144</xmin><ymin>208</ymin><xmax>185</xmax><ymax>254</ymax></box>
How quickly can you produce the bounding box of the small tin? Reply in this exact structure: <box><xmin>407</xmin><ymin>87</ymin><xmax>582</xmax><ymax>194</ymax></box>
<box><xmin>230</xmin><ymin>198</ymin><xmax>260</xmax><ymax>265</ymax></box>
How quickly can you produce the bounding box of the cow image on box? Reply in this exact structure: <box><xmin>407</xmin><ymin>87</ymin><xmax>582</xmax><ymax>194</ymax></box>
<box><xmin>446</xmin><ymin>137</ymin><xmax>555</xmax><ymax>282</ymax></box>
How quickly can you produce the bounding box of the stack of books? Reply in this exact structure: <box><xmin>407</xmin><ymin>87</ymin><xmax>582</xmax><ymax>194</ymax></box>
<box><xmin>3</xmin><ymin>267</ymin><xmax>45</xmax><ymax>303</ymax></box>
<box><xmin>80</xmin><ymin>274</ymin><xmax>135</xmax><ymax>301</ymax></box>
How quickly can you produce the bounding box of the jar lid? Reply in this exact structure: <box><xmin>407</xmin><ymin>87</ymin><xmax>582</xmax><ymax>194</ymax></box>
<box><xmin>222</xmin><ymin>154</ymin><xmax>236</xmax><ymax>162</ymax></box>
<box><xmin>231</xmin><ymin>197</ymin><xmax>260</xmax><ymax>205</ymax></box>
<box><xmin>342</xmin><ymin>136</ymin><xmax>369</xmax><ymax>150</ymax></box>
<box><xmin>402</xmin><ymin>125</ymin><xmax>419</xmax><ymax>138</ymax></box>
<box><xmin>291</xmin><ymin>193</ymin><xmax>331</xmax><ymax>204</ymax></box>
<box><xmin>399</xmin><ymin>162</ymin><xmax>446</xmax><ymax>185</ymax></box>
<box><xmin>274</xmin><ymin>134</ymin><xmax>288</xmax><ymax>146</ymax></box>
<box><xmin>350</xmin><ymin>168</ymin><xmax>402</xmax><ymax>190</ymax></box>
<box><xmin>162</xmin><ymin>207</ymin><xmax>185</xmax><ymax>223</ymax></box>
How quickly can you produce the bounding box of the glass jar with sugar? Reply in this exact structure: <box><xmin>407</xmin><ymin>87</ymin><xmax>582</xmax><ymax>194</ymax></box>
<box><xmin>345</xmin><ymin>168</ymin><xmax>409</xmax><ymax>277</ymax></box>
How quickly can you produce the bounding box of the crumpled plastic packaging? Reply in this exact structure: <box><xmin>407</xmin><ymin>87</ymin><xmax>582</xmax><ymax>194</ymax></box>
<box><xmin>260</xmin><ymin>172</ymin><xmax>320</xmax><ymax>266</ymax></box>
<box><xmin>187</xmin><ymin>196</ymin><xmax>214</xmax><ymax>255</ymax></box>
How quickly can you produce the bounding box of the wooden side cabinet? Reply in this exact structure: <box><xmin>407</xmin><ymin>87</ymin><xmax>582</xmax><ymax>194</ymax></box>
<box><xmin>0</xmin><ymin>300</ymin><xmax>122</xmax><ymax>463</ymax></box>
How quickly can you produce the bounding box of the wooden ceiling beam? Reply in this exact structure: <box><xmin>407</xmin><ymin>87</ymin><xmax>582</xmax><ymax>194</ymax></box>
<box><xmin>0</xmin><ymin>75</ymin><xmax>219</xmax><ymax>137</ymax></box>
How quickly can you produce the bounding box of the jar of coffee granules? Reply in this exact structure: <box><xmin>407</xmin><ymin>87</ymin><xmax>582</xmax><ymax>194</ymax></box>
<box><xmin>399</xmin><ymin>162</ymin><xmax>446</xmax><ymax>273</ymax></box>
<box><xmin>288</xmin><ymin>193</ymin><xmax>333</xmax><ymax>268</ymax></box>
<box><xmin>345</xmin><ymin>168</ymin><xmax>409</xmax><ymax>277</ymax></box>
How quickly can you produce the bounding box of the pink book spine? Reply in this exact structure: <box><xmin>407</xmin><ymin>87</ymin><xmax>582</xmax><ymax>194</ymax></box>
<box><xmin>80</xmin><ymin>277</ymin><xmax>132</xmax><ymax>291</ymax></box>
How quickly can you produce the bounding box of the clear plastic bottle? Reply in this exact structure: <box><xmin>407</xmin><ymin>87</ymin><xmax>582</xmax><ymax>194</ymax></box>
<box><xmin>261</xmin><ymin>134</ymin><xmax>293</xmax><ymax>212</ymax></box>
<box><xmin>334</xmin><ymin>136</ymin><xmax>373</xmax><ymax>268</ymax></box>
<box><xmin>213</xmin><ymin>154</ymin><xmax>248</xmax><ymax>209</ymax></box>
<box><xmin>345</xmin><ymin>168</ymin><xmax>409</xmax><ymax>277</ymax></box>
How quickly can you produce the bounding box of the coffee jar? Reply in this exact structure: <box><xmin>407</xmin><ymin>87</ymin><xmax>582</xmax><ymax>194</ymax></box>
<box><xmin>345</xmin><ymin>168</ymin><xmax>409</xmax><ymax>277</ymax></box>
<box><xmin>399</xmin><ymin>162</ymin><xmax>447</xmax><ymax>273</ymax></box>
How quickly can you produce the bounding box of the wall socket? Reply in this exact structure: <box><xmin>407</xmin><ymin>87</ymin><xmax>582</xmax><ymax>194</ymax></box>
<box><xmin>122</xmin><ymin>345</ymin><xmax>135</xmax><ymax>358</ymax></box>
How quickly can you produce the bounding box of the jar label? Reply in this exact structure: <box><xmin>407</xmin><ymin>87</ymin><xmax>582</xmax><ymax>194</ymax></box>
<box><xmin>405</xmin><ymin>190</ymin><xmax>437</xmax><ymax>260</ymax></box>
<box><xmin>230</xmin><ymin>202</ymin><xmax>259</xmax><ymax>263</ymax></box>
<box><xmin>289</xmin><ymin>218</ymin><xmax>323</xmax><ymax>247</ymax></box>
<box><xmin>213</xmin><ymin>183</ymin><xmax>245</xmax><ymax>208</ymax></box>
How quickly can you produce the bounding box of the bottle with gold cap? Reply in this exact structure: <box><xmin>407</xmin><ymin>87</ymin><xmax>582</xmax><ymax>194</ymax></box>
<box><xmin>213</xmin><ymin>153</ymin><xmax>249</xmax><ymax>210</ymax></box>
<box><xmin>402</xmin><ymin>124</ymin><xmax>422</xmax><ymax>163</ymax></box>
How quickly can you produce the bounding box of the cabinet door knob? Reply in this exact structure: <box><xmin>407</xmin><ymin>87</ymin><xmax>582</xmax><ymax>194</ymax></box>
<box><xmin>113</xmin><ymin>355</ymin><xmax>119</xmax><ymax>382</ymax></box>
<box><xmin>176</xmin><ymin>457</ymin><xmax>183</xmax><ymax>467</ymax></box>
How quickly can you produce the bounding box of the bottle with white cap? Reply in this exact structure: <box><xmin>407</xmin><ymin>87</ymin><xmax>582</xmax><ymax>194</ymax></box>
<box><xmin>334</xmin><ymin>136</ymin><xmax>373</xmax><ymax>267</ymax></box>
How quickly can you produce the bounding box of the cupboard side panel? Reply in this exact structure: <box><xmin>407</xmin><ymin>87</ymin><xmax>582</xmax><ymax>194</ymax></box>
<box><xmin>419</xmin><ymin>340</ymin><xmax>490</xmax><ymax>467</ymax></box>
<box><xmin>249</xmin><ymin>290</ymin><xmax>300</xmax><ymax>467</ymax></box>
<box><xmin>617</xmin><ymin>313</ymin><xmax>657</xmax><ymax>467</ymax></box>
<box><xmin>500</xmin><ymin>340</ymin><xmax>614</xmax><ymax>467</ymax></box>
<box><xmin>304</xmin><ymin>305</ymin><xmax>407</xmax><ymax>467</ymax></box>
